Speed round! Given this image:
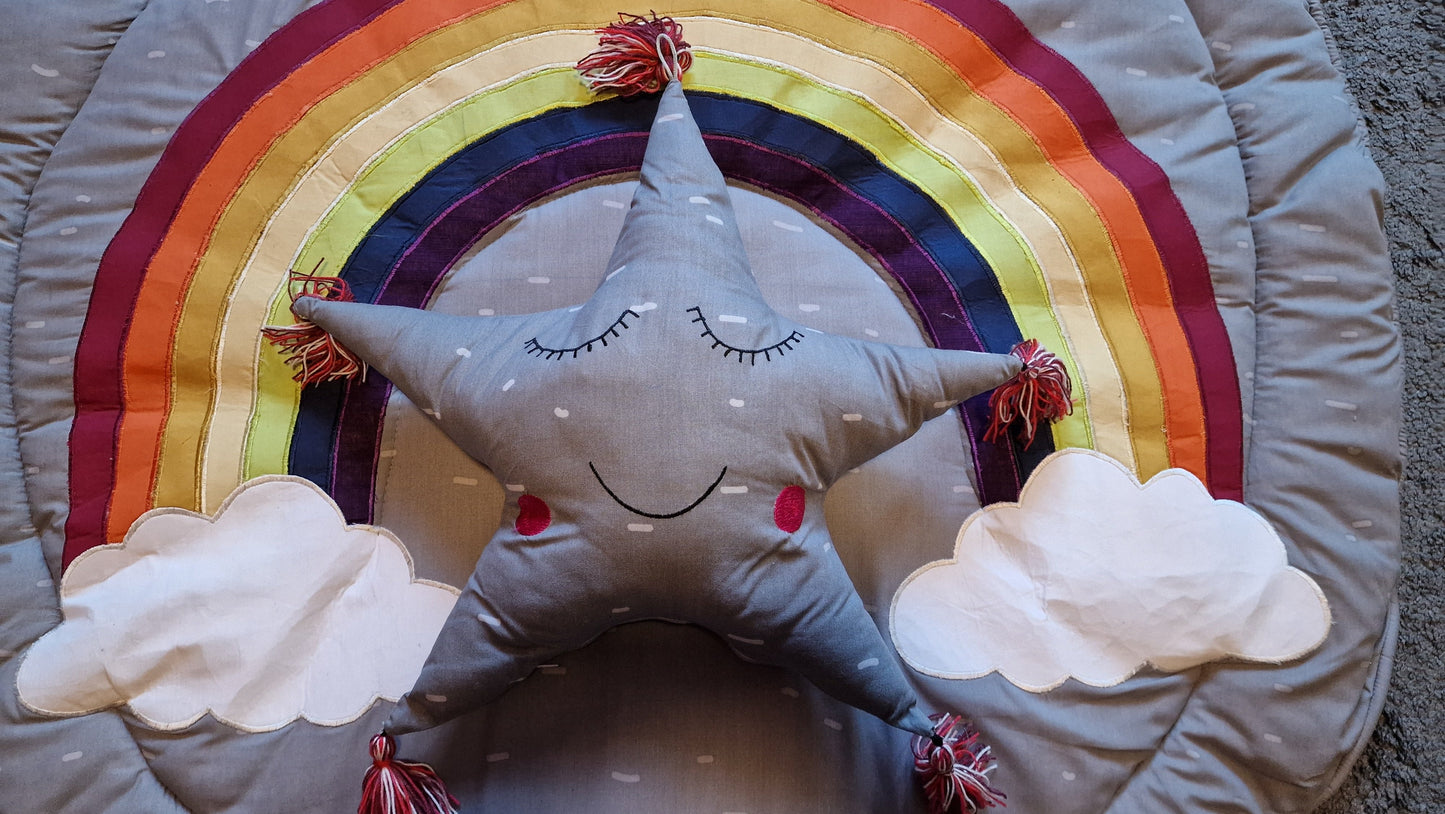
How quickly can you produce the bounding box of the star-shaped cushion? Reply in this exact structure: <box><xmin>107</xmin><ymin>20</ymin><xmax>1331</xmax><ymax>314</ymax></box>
<box><xmin>292</xmin><ymin>79</ymin><xmax>1021</xmax><ymax>743</ymax></box>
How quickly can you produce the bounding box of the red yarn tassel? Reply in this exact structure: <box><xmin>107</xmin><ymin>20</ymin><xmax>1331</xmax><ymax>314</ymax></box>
<box><xmin>359</xmin><ymin>733</ymin><xmax>459</xmax><ymax>814</ymax></box>
<box><xmin>912</xmin><ymin>714</ymin><xmax>1006</xmax><ymax>813</ymax></box>
<box><xmin>984</xmin><ymin>339</ymin><xmax>1072</xmax><ymax>448</ymax></box>
<box><xmin>576</xmin><ymin>12</ymin><xmax>692</xmax><ymax>96</ymax></box>
<box><xmin>262</xmin><ymin>263</ymin><xmax>366</xmax><ymax>386</ymax></box>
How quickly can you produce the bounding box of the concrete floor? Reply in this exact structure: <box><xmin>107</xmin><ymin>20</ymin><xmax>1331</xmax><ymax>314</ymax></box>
<box><xmin>1312</xmin><ymin>1</ymin><xmax>1444</xmax><ymax>811</ymax></box>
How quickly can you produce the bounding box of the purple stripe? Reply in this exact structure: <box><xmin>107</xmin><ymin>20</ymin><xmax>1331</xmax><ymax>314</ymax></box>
<box><xmin>327</xmin><ymin>133</ymin><xmax>1021</xmax><ymax>515</ymax></box>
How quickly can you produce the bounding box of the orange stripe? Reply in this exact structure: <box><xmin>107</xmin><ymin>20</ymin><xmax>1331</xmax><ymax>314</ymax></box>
<box><xmin>110</xmin><ymin>0</ymin><xmax>1210</xmax><ymax>539</ymax></box>
<box><xmin>819</xmin><ymin>0</ymin><xmax>1208</xmax><ymax>476</ymax></box>
<box><xmin>107</xmin><ymin>0</ymin><xmax>505</xmax><ymax>540</ymax></box>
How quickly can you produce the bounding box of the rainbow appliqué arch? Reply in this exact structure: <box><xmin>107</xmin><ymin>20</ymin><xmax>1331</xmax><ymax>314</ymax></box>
<box><xmin>66</xmin><ymin>0</ymin><xmax>1243</xmax><ymax>565</ymax></box>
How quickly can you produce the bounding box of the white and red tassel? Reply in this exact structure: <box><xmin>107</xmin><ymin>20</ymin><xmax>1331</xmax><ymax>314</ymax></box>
<box><xmin>912</xmin><ymin>714</ymin><xmax>1006</xmax><ymax>813</ymax></box>
<box><xmin>984</xmin><ymin>339</ymin><xmax>1072</xmax><ymax>448</ymax></box>
<box><xmin>576</xmin><ymin>12</ymin><xmax>692</xmax><ymax>96</ymax></box>
<box><xmin>358</xmin><ymin>733</ymin><xmax>459</xmax><ymax>814</ymax></box>
<box><xmin>262</xmin><ymin>263</ymin><xmax>365</xmax><ymax>386</ymax></box>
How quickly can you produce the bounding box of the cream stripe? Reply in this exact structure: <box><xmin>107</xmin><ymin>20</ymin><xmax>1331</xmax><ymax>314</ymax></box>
<box><xmin>219</xmin><ymin>49</ymin><xmax>1121</xmax><ymax>503</ymax></box>
<box><xmin>188</xmin><ymin>19</ymin><xmax>1143</xmax><ymax>506</ymax></box>
<box><xmin>195</xmin><ymin>34</ymin><xmax>595</xmax><ymax>509</ymax></box>
<box><xmin>690</xmin><ymin>19</ymin><xmax>1125</xmax><ymax>460</ymax></box>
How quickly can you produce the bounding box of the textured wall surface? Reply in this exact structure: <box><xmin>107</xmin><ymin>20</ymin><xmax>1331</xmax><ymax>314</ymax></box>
<box><xmin>1314</xmin><ymin>0</ymin><xmax>1444</xmax><ymax>811</ymax></box>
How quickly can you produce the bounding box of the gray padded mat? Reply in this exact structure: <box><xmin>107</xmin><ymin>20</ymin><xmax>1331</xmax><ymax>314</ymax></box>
<box><xmin>0</xmin><ymin>0</ymin><xmax>1398</xmax><ymax>811</ymax></box>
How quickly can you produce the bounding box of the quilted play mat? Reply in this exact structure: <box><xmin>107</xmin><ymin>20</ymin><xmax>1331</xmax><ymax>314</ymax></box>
<box><xmin>0</xmin><ymin>0</ymin><xmax>1400</xmax><ymax>811</ymax></box>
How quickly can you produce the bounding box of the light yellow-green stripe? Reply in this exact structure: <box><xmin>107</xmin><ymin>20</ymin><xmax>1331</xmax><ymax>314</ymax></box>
<box><xmin>240</xmin><ymin>56</ymin><xmax>1097</xmax><ymax>484</ymax></box>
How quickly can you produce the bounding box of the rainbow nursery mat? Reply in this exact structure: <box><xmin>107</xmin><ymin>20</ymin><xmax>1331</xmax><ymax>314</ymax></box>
<box><xmin>0</xmin><ymin>0</ymin><xmax>1399</xmax><ymax>811</ymax></box>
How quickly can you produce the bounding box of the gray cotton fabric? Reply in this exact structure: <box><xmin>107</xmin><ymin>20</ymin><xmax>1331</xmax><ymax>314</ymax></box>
<box><xmin>0</xmin><ymin>2</ymin><xmax>184</xmax><ymax>811</ymax></box>
<box><xmin>0</xmin><ymin>0</ymin><xmax>1399</xmax><ymax>812</ymax></box>
<box><xmin>296</xmin><ymin>79</ymin><xmax>1022</xmax><ymax>741</ymax></box>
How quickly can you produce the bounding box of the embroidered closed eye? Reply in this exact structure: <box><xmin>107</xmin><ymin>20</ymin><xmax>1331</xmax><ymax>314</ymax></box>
<box><xmin>525</xmin><ymin>309</ymin><xmax>641</xmax><ymax>360</ymax></box>
<box><xmin>688</xmin><ymin>306</ymin><xmax>804</xmax><ymax>365</ymax></box>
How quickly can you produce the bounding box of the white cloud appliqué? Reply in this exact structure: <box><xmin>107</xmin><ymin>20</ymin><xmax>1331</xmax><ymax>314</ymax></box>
<box><xmin>890</xmin><ymin>449</ymin><xmax>1330</xmax><ymax>691</ymax></box>
<box><xmin>17</xmin><ymin>476</ymin><xmax>458</xmax><ymax>731</ymax></box>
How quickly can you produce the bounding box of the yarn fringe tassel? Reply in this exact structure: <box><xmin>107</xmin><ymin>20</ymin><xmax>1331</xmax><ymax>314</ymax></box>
<box><xmin>262</xmin><ymin>264</ymin><xmax>365</xmax><ymax>386</ymax></box>
<box><xmin>576</xmin><ymin>12</ymin><xmax>692</xmax><ymax>96</ymax></box>
<box><xmin>913</xmin><ymin>714</ymin><xmax>1006</xmax><ymax>813</ymax></box>
<box><xmin>358</xmin><ymin>733</ymin><xmax>459</xmax><ymax>814</ymax></box>
<box><xmin>984</xmin><ymin>339</ymin><xmax>1072</xmax><ymax>448</ymax></box>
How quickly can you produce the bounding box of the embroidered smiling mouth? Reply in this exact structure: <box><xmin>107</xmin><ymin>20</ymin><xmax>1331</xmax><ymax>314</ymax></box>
<box><xmin>588</xmin><ymin>462</ymin><xmax>727</xmax><ymax>519</ymax></box>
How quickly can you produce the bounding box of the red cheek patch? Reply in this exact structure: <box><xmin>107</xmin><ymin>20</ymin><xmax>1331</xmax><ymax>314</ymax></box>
<box><xmin>774</xmin><ymin>486</ymin><xmax>805</xmax><ymax>533</ymax></box>
<box><xmin>515</xmin><ymin>494</ymin><xmax>551</xmax><ymax>536</ymax></box>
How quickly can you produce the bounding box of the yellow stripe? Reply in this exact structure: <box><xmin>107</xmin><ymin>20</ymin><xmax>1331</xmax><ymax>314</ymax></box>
<box><xmin>161</xmin><ymin>3</ymin><xmax>1170</xmax><ymax>509</ymax></box>
<box><xmin>692</xmin><ymin>0</ymin><xmax>1164</xmax><ymax>471</ymax></box>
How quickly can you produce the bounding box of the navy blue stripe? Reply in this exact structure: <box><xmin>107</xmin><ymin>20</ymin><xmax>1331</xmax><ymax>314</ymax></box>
<box><xmin>292</xmin><ymin>93</ymin><xmax>1046</xmax><ymax>508</ymax></box>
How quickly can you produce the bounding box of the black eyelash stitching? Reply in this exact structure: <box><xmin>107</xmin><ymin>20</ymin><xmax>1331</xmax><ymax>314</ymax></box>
<box><xmin>525</xmin><ymin>309</ymin><xmax>641</xmax><ymax>360</ymax></box>
<box><xmin>687</xmin><ymin>306</ymin><xmax>804</xmax><ymax>365</ymax></box>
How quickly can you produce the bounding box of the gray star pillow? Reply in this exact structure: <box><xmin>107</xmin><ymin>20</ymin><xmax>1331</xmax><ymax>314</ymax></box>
<box><xmin>292</xmin><ymin>79</ymin><xmax>1021</xmax><ymax>742</ymax></box>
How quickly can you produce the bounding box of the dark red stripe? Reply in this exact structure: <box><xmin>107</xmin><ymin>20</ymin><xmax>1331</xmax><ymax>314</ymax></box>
<box><xmin>64</xmin><ymin>0</ymin><xmax>403</xmax><ymax>565</ymax></box>
<box><xmin>928</xmin><ymin>0</ymin><xmax>1244</xmax><ymax>499</ymax></box>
